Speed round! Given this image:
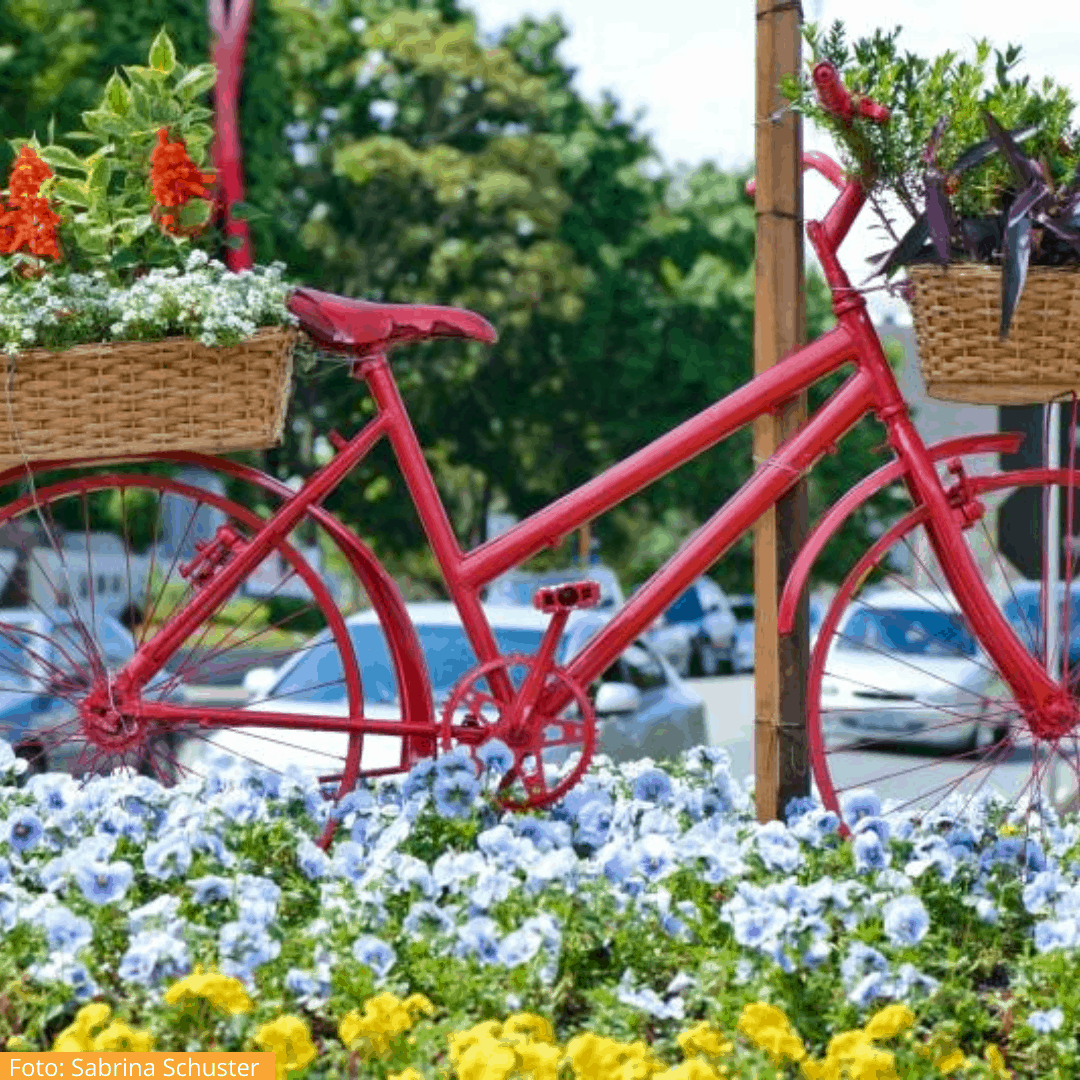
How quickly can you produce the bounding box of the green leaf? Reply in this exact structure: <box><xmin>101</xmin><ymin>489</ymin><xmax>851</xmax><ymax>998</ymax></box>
<box><xmin>174</xmin><ymin>65</ymin><xmax>217</xmax><ymax>102</ymax></box>
<box><xmin>148</xmin><ymin>30</ymin><xmax>177</xmax><ymax>76</ymax></box>
<box><xmin>122</xmin><ymin>66</ymin><xmax>166</xmax><ymax>93</ymax></box>
<box><xmin>103</xmin><ymin>73</ymin><xmax>131</xmax><ymax>118</ymax></box>
<box><xmin>182</xmin><ymin>123</ymin><xmax>215</xmax><ymax>146</ymax></box>
<box><xmin>87</xmin><ymin>158</ymin><xmax>110</xmax><ymax>199</ymax></box>
<box><xmin>36</xmin><ymin>145</ymin><xmax>86</xmax><ymax>172</ymax></box>
<box><xmin>81</xmin><ymin>110</ymin><xmax>129</xmax><ymax>137</ymax></box>
<box><xmin>176</xmin><ymin>199</ymin><xmax>214</xmax><ymax>230</ymax></box>
<box><xmin>127</xmin><ymin>82</ymin><xmax>153</xmax><ymax>121</ymax></box>
<box><xmin>51</xmin><ymin>178</ymin><xmax>91</xmax><ymax>205</ymax></box>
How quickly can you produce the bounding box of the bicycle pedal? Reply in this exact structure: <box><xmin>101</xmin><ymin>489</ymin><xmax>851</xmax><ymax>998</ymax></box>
<box><xmin>533</xmin><ymin>579</ymin><xmax>601</xmax><ymax>613</ymax></box>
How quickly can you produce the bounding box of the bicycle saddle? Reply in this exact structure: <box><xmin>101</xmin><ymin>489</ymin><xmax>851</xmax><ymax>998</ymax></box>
<box><xmin>287</xmin><ymin>286</ymin><xmax>498</xmax><ymax>356</ymax></box>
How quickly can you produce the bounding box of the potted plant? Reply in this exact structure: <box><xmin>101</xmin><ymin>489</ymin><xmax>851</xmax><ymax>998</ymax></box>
<box><xmin>0</xmin><ymin>29</ymin><xmax>299</xmax><ymax>467</ymax></box>
<box><xmin>781</xmin><ymin>23</ymin><xmax>1080</xmax><ymax>404</ymax></box>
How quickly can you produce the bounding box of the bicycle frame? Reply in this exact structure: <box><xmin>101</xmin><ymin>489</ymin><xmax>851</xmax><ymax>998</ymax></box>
<box><xmin>116</xmin><ymin>155</ymin><xmax>1065</xmax><ymax>731</ymax></box>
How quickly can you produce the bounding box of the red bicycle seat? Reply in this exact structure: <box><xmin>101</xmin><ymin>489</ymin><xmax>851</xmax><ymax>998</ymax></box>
<box><xmin>287</xmin><ymin>286</ymin><xmax>498</xmax><ymax>356</ymax></box>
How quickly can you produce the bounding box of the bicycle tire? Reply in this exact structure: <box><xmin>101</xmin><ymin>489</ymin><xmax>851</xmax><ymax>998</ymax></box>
<box><xmin>0</xmin><ymin>459</ymin><xmax>427</xmax><ymax>848</ymax></box>
<box><xmin>808</xmin><ymin>465</ymin><xmax>1080</xmax><ymax>851</ymax></box>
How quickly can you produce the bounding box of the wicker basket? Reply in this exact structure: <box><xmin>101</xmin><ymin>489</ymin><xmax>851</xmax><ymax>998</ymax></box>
<box><xmin>0</xmin><ymin>325</ymin><xmax>297</xmax><ymax>469</ymax></box>
<box><xmin>908</xmin><ymin>263</ymin><xmax>1080</xmax><ymax>405</ymax></box>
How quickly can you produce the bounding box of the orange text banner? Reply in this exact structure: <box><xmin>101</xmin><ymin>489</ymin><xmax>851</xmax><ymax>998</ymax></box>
<box><xmin>2</xmin><ymin>1054</ymin><xmax>276</xmax><ymax>1078</ymax></box>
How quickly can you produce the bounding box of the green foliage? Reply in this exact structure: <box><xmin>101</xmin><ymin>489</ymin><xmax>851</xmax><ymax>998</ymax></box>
<box><xmin>0</xmin><ymin>0</ymin><xmax>902</xmax><ymax>596</ymax></box>
<box><xmin>780</xmin><ymin>21</ymin><xmax>1080</xmax><ymax>224</ymax></box>
<box><xmin>0</xmin><ymin>29</ymin><xmax>220</xmax><ymax>281</ymax></box>
<box><xmin>0</xmin><ymin>0</ymin><xmax>296</xmax><ymax>269</ymax></box>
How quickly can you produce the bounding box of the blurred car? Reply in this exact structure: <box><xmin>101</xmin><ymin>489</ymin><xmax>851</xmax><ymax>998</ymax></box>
<box><xmin>649</xmin><ymin>577</ymin><xmax>736</xmax><ymax>677</ymax></box>
<box><xmin>819</xmin><ymin>589</ymin><xmax>1005</xmax><ymax>752</ymax></box>
<box><xmin>729</xmin><ymin>593</ymin><xmax>827</xmax><ymax>674</ymax></box>
<box><xmin>485</xmin><ymin>565</ymin><xmax>625</xmax><ymax>612</ymax></box>
<box><xmin>0</xmin><ymin>608</ymin><xmax>184</xmax><ymax>777</ymax></box>
<box><xmin>1000</xmin><ymin>579</ymin><xmax>1080</xmax><ymax>670</ymax></box>
<box><xmin>642</xmin><ymin>612</ymin><xmax>694</xmax><ymax>678</ymax></box>
<box><xmin>188</xmin><ymin>602</ymin><xmax>707</xmax><ymax>778</ymax></box>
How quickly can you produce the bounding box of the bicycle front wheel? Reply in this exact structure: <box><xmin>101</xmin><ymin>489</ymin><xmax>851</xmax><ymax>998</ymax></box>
<box><xmin>0</xmin><ymin>463</ymin><xmax>372</xmax><ymax>842</ymax></box>
<box><xmin>808</xmin><ymin>465</ymin><xmax>1080</xmax><ymax>840</ymax></box>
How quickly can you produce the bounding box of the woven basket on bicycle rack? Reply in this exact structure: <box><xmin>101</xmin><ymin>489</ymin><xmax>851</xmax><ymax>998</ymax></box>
<box><xmin>907</xmin><ymin>263</ymin><xmax>1080</xmax><ymax>405</ymax></box>
<box><xmin>0</xmin><ymin>325</ymin><xmax>298</xmax><ymax>469</ymax></box>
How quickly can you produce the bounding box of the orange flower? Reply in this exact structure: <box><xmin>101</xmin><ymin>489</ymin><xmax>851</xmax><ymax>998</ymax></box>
<box><xmin>150</xmin><ymin>127</ymin><xmax>215</xmax><ymax>235</ymax></box>
<box><xmin>0</xmin><ymin>146</ymin><xmax>62</xmax><ymax>261</ymax></box>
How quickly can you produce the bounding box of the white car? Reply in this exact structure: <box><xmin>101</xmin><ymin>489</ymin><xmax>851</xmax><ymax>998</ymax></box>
<box><xmin>183</xmin><ymin>602</ymin><xmax>707</xmax><ymax>779</ymax></box>
<box><xmin>819</xmin><ymin>588</ymin><xmax>1006</xmax><ymax>752</ymax></box>
<box><xmin>648</xmin><ymin>577</ymin><xmax>736</xmax><ymax>677</ymax></box>
<box><xmin>485</xmin><ymin>565</ymin><xmax>625</xmax><ymax>612</ymax></box>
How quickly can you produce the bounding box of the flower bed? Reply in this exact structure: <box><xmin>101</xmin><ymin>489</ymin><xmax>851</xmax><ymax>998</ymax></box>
<box><xmin>0</xmin><ymin>740</ymin><xmax>1076</xmax><ymax>1078</ymax></box>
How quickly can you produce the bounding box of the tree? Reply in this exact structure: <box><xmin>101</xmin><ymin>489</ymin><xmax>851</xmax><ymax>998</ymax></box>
<box><xmin>0</xmin><ymin>0</ymin><xmax>905</xmax><ymax>596</ymax></box>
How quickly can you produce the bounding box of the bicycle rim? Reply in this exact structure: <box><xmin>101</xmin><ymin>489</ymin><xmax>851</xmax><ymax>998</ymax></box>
<box><xmin>808</xmin><ymin>464</ymin><xmax>1080</xmax><ymax>862</ymax></box>
<box><xmin>0</xmin><ymin>465</ymin><xmax>367</xmax><ymax>845</ymax></box>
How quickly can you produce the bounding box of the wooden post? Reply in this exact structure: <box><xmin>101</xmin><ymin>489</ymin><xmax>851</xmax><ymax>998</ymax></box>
<box><xmin>753</xmin><ymin>0</ymin><xmax>810</xmax><ymax>822</ymax></box>
<box><xmin>578</xmin><ymin>522</ymin><xmax>591</xmax><ymax>567</ymax></box>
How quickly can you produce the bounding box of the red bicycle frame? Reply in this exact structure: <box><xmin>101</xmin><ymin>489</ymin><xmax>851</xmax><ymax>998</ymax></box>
<box><xmin>115</xmin><ymin>152</ymin><xmax>1065</xmax><ymax>734</ymax></box>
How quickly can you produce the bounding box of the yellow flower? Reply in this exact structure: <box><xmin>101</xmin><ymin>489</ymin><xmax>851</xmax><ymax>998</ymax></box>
<box><xmin>255</xmin><ymin>1014</ymin><xmax>318</xmax><ymax>1080</ymax></box>
<box><xmin>736</xmin><ymin>1002</ymin><xmax>791</xmax><ymax>1039</ymax></box>
<box><xmin>447</xmin><ymin>1021</ymin><xmax>505</xmax><ymax>1065</ymax></box>
<box><xmin>985</xmin><ymin>1045</ymin><xmax>1009</xmax><ymax>1078</ymax></box>
<box><xmin>6</xmin><ymin>1036</ymin><xmax>27</xmax><ymax>1050</ymax></box>
<box><xmin>340</xmin><ymin>992</ymin><xmax>419</xmax><ymax>1057</ymax></box>
<box><xmin>657</xmin><ymin>1061</ymin><xmax>726</xmax><ymax>1080</ymax></box>
<box><xmin>824</xmin><ymin>1031</ymin><xmax>871</xmax><ymax>1060</ymax></box>
<box><xmin>677</xmin><ymin>1021</ymin><xmax>733</xmax><ymax>1061</ymax></box>
<box><xmin>165</xmin><ymin>965</ymin><xmax>254</xmax><ymax>1015</ymax></box>
<box><xmin>403</xmin><ymin>993</ymin><xmax>436</xmax><ymax>1020</ymax></box>
<box><xmin>863</xmin><ymin>1005</ymin><xmax>915</xmax><ymax>1041</ymax></box>
<box><xmin>847</xmin><ymin>1045</ymin><xmax>898</xmax><ymax>1080</ymax></box>
<box><xmin>564</xmin><ymin>1032</ymin><xmax>666</xmax><ymax>1080</ymax></box>
<box><xmin>736</xmin><ymin>1003</ymin><xmax>805</xmax><ymax>1066</ymax></box>
<box><xmin>389</xmin><ymin>1071</ymin><xmax>425</xmax><ymax>1080</ymax></box>
<box><xmin>515</xmin><ymin>1040</ymin><xmax>562</xmax><ymax>1080</ymax></box>
<box><xmin>52</xmin><ymin>1003</ymin><xmax>112</xmax><ymax>1052</ymax></box>
<box><xmin>937</xmin><ymin>1048</ymin><xmax>968</xmax><ymax>1073</ymax></box>
<box><xmin>800</xmin><ymin>1058</ymin><xmax>841</xmax><ymax>1080</ymax></box>
<box><xmin>457</xmin><ymin>1038</ymin><xmax>519</xmax><ymax>1080</ymax></box>
<box><xmin>503</xmin><ymin>1013</ymin><xmax>557</xmax><ymax>1045</ymax></box>
<box><xmin>93</xmin><ymin>1020</ymin><xmax>154</xmax><ymax>1052</ymax></box>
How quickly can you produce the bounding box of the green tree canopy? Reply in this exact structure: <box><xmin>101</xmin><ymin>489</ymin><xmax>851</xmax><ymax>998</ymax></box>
<box><xmin>0</xmin><ymin>0</ymin><xmax>904</xmax><ymax>595</ymax></box>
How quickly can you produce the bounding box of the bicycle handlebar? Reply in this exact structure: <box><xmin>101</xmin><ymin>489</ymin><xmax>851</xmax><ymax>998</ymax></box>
<box><xmin>811</xmin><ymin>62</ymin><xmax>890</xmax><ymax>125</ymax></box>
<box><xmin>744</xmin><ymin>64</ymin><xmax>888</xmax><ymax>280</ymax></box>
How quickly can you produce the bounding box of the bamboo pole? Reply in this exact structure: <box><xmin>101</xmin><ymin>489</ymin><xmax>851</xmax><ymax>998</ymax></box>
<box><xmin>753</xmin><ymin>0</ymin><xmax>810</xmax><ymax>822</ymax></box>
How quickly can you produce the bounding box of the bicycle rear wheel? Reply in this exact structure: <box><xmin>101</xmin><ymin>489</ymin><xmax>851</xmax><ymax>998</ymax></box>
<box><xmin>808</xmin><ymin>465</ymin><xmax>1080</xmax><ymax>846</ymax></box>
<box><xmin>0</xmin><ymin>461</ymin><xmax>381</xmax><ymax>846</ymax></box>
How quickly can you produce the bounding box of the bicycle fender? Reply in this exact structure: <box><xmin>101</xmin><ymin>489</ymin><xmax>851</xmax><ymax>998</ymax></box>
<box><xmin>0</xmin><ymin>451</ymin><xmax>434</xmax><ymax>753</ymax></box>
<box><xmin>777</xmin><ymin>431</ymin><xmax>1024</xmax><ymax>635</ymax></box>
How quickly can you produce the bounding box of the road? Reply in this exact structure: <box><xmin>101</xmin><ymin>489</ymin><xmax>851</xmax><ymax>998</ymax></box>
<box><xmin>690</xmin><ymin>673</ymin><xmax>1052</xmax><ymax>817</ymax></box>
<box><xmin>178</xmin><ymin>664</ymin><xmax>1053</xmax><ymax>816</ymax></box>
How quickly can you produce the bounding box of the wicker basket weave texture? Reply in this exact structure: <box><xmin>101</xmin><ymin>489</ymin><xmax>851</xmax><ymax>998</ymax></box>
<box><xmin>0</xmin><ymin>325</ymin><xmax>297</xmax><ymax>468</ymax></box>
<box><xmin>908</xmin><ymin>263</ymin><xmax>1080</xmax><ymax>405</ymax></box>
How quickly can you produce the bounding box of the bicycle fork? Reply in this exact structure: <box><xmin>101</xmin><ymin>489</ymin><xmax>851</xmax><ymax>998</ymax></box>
<box><xmin>887</xmin><ymin>404</ymin><xmax>1073</xmax><ymax>734</ymax></box>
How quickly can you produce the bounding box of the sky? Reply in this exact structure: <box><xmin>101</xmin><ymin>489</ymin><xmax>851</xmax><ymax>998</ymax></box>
<box><xmin>464</xmin><ymin>0</ymin><xmax>1080</xmax><ymax>324</ymax></box>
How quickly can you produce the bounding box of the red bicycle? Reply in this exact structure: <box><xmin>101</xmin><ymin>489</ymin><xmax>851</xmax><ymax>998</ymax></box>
<box><xmin>4</xmin><ymin>64</ymin><xmax>1079</xmax><ymax>848</ymax></box>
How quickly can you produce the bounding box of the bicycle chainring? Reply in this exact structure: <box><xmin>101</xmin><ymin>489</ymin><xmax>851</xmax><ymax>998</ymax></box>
<box><xmin>439</xmin><ymin>653</ymin><xmax>596</xmax><ymax>810</ymax></box>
